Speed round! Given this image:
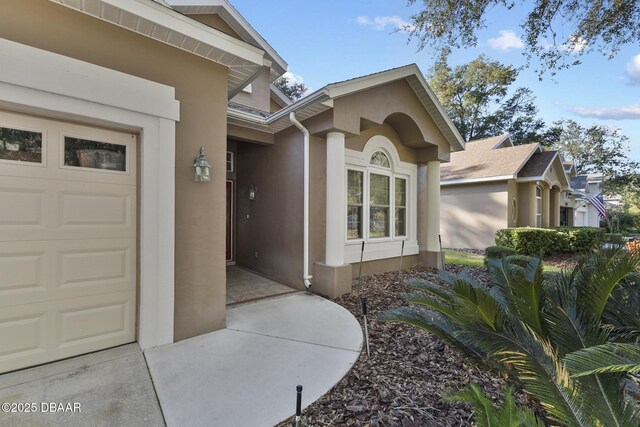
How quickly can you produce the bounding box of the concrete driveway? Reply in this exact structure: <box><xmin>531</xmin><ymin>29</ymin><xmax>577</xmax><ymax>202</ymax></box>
<box><xmin>0</xmin><ymin>292</ymin><xmax>362</xmax><ymax>427</ymax></box>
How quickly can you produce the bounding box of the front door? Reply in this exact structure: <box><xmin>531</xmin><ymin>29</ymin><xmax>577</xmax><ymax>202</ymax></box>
<box><xmin>226</xmin><ymin>180</ymin><xmax>234</xmax><ymax>262</ymax></box>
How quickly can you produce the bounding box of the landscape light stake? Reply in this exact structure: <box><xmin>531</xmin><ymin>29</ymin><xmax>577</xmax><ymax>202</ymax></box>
<box><xmin>295</xmin><ymin>385</ymin><xmax>303</xmax><ymax>427</ymax></box>
<box><xmin>439</xmin><ymin>234</ymin><xmax>446</xmax><ymax>272</ymax></box>
<box><xmin>360</xmin><ymin>296</ymin><xmax>371</xmax><ymax>357</ymax></box>
<box><xmin>355</xmin><ymin>241</ymin><xmax>365</xmax><ymax>295</ymax></box>
<box><xmin>398</xmin><ymin>240</ymin><xmax>405</xmax><ymax>284</ymax></box>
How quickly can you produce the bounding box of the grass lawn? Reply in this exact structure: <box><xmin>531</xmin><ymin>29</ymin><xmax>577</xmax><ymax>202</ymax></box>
<box><xmin>445</xmin><ymin>249</ymin><xmax>566</xmax><ymax>273</ymax></box>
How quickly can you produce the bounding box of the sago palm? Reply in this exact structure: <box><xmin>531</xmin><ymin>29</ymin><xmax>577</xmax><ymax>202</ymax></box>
<box><xmin>381</xmin><ymin>248</ymin><xmax>640</xmax><ymax>427</ymax></box>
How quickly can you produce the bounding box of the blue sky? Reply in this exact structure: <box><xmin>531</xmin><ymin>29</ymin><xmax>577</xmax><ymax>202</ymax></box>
<box><xmin>230</xmin><ymin>0</ymin><xmax>640</xmax><ymax>161</ymax></box>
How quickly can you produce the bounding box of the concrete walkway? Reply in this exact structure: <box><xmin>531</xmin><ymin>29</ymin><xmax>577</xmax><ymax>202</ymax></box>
<box><xmin>0</xmin><ymin>292</ymin><xmax>362</xmax><ymax>427</ymax></box>
<box><xmin>146</xmin><ymin>293</ymin><xmax>363</xmax><ymax>427</ymax></box>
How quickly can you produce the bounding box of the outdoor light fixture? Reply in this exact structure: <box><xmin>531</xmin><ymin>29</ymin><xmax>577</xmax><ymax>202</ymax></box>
<box><xmin>249</xmin><ymin>185</ymin><xmax>258</xmax><ymax>200</ymax></box>
<box><xmin>194</xmin><ymin>146</ymin><xmax>211</xmax><ymax>183</ymax></box>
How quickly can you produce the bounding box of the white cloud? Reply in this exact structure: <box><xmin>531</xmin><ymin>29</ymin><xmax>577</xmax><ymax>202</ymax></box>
<box><xmin>487</xmin><ymin>30</ymin><xmax>524</xmax><ymax>50</ymax></box>
<box><xmin>282</xmin><ymin>71</ymin><xmax>305</xmax><ymax>86</ymax></box>
<box><xmin>571</xmin><ymin>104</ymin><xmax>640</xmax><ymax>120</ymax></box>
<box><xmin>625</xmin><ymin>54</ymin><xmax>640</xmax><ymax>85</ymax></box>
<box><xmin>355</xmin><ymin>15</ymin><xmax>415</xmax><ymax>33</ymax></box>
<box><xmin>559</xmin><ymin>35</ymin><xmax>588</xmax><ymax>54</ymax></box>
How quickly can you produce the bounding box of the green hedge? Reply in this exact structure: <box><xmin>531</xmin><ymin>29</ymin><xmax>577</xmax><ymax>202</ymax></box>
<box><xmin>495</xmin><ymin>227</ymin><xmax>562</xmax><ymax>256</ymax></box>
<box><xmin>484</xmin><ymin>246</ymin><xmax>517</xmax><ymax>265</ymax></box>
<box><xmin>504</xmin><ymin>254</ymin><xmax>537</xmax><ymax>269</ymax></box>
<box><xmin>495</xmin><ymin>226</ymin><xmax>605</xmax><ymax>256</ymax></box>
<box><xmin>555</xmin><ymin>227</ymin><xmax>605</xmax><ymax>253</ymax></box>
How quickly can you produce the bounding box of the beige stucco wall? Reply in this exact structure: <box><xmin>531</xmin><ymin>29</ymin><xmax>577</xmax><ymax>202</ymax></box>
<box><xmin>235</xmin><ymin>127</ymin><xmax>307</xmax><ymax>289</ymax></box>
<box><xmin>188</xmin><ymin>14</ymin><xmax>241</xmax><ymax>39</ymax></box>
<box><xmin>345</xmin><ymin>123</ymin><xmax>418</xmax><ymax>163</ymax></box>
<box><xmin>441</xmin><ymin>182</ymin><xmax>509</xmax><ymax>249</ymax></box>
<box><xmin>230</xmin><ymin>67</ymin><xmax>272</xmax><ymax>113</ymax></box>
<box><xmin>0</xmin><ymin>0</ymin><xmax>229</xmax><ymax>341</ymax></box>
<box><xmin>517</xmin><ymin>182</ymin><xmax>536</xmax><ymax>227</ymax></box>
<box><xmin>333</xmin><ymin>80</ymin><xmax>450</xmax><ymax>158</ymax></box>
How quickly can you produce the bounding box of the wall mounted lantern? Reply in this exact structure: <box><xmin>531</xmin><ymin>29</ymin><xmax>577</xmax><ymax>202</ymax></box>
<box><xmin>249</xmin><ymin>185</ymin><xmax>258</xmax><ymax>200</ymax></box>
<box><xmin>194</xmin><ymin>146</ymin><xmax>211</xmax><ymax>183</ymax></box>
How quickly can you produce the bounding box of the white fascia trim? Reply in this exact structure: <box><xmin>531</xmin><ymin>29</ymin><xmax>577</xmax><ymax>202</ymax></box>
<box><xmin>52</xmin><ymin>0</ymin><xmax>265</xmax><ymax>67</ymax></box>
<box><xmin>270</xmin><ymin>83</ymin><xmax>293</xmax><ymax>107</ymax></box>
<box><xmin>266</xmin><ymin>89</ymin><xmax>330</xmax><ymax>123</ymax></box>
<box><xmin>227</xmin><ymin>107</ymin><xmax>267</xmax><ymax>125</ymax></box>
<box><xmin>0</xmin><ymin>39</ymin><xmax>176</xmax><ymax>349</ymax></box>
<box><xmin>441</xmin><ymin>175</ymin><xmax>514</xmax><ymax>186</ymax></box>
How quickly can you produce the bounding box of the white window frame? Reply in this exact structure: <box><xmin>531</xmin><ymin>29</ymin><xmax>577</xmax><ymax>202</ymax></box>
<box><xmin>535</xmin><ymin>185</ymin><xmax>543</xmax><ymax>227</ymax></box>
<box><xmin>226</xmin><ymin>151</ymin><xmax>234</xmax><ymax>173</ymax></box>
<box><xmin>344</xmin><ymin>135</ymin><xmax>418</xmax><ymax>263</ymax></box>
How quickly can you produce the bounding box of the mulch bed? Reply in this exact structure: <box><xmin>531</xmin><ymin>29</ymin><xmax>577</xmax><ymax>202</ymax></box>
<box><xmin>277</xmin><ymin>265</ymin><xmax>532</xmax><ymax>427</ymax></box>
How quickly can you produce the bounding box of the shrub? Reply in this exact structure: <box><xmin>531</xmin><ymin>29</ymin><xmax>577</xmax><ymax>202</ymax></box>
<box><xmin>555</xmin><ymin>226</ymin><xmax>605</xmax><ymax>253</ymax></box>
<box><xmin>495</xmin><ymin>227</ymin><xmax>564</xmax><ymax>256</ymax></box>
<box><xmin>484</xmin><ymin>246</ymin><xmax>517</xmax><ymax>265</ymax></box>
<box><xmin>627</xmin><ymin>239</ymin><xmax>640</xmax><ymax>256</ymax></box>
<box><xmin>504</xmin><ymin>254</ymin><xmax>537</xmax><ymax>269</ymax></box>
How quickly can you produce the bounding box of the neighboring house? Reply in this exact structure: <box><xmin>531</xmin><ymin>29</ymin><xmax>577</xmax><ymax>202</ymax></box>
<box><xmin>569</xmin><ymin>171</ymin><xmax>605</xmax><ymax>227</ymax></box>
<box><xmin>440</xmin><ymin>134</ymin><xmax>571</xmax><ymax>249</ymax></box>
<box><xmin>0</xmin><ymin>0</ymin><xmax>464</xmax><ymax>373</ymax></box>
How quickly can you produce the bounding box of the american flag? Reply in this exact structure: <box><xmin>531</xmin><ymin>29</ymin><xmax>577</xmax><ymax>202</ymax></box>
<box><xmin>588</xmin><ymin>192</ymin><xmax>607</xmax><ymax>218</ymax></box>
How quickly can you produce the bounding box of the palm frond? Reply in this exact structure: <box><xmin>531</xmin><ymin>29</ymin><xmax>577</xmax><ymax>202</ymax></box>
<box><xmin>565</xmin><ymin>343</ymin><xmax>640</xmax><ymax>377</ymax></box>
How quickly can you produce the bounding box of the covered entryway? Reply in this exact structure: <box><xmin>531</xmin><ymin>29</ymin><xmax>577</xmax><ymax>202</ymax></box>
<box><xmin>0</xmin><ymin>110</ymin><xmax>137</xmax><ymax>374</ymax></box>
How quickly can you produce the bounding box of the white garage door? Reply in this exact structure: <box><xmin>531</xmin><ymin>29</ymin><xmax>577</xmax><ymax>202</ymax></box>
<box><xmin>0</xmin><ymin>110</ymin><xmax>137</xmax><ymax>374</ymax></box>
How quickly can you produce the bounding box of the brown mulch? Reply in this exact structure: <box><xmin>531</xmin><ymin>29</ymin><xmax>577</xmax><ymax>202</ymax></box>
<box><xmin>277</xmin><ymin>265</ymin><xmax>531</xmax><ymax>427</ymax></box>
<box><xmin>542</xmin><ymin>253</ymin><xmax>580</xmax><ymax>271</ymax></box>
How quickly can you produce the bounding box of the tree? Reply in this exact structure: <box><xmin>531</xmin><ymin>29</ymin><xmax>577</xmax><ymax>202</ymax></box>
<box><xmin>550</xmin><ymin>120</ymin><xmax>640</xmax><ymax>202</ymax></box>
<box><xmin>406</xmin><ymin>0</ymin><xmax>640</xmax><ymax>75</ymax></box>
<box><xmin>273</xmin><ymin>76</ymin><xmax>308</xmax><ymax>101</ymax></box>
<box><xmin>428</xmin><ymin>55</ymin><xmax>548</xmax><ymax>144</ymax></box>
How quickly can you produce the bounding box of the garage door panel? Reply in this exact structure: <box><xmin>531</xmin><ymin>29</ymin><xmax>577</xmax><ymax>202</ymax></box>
<box><xmin>0</xmin><ymin>291</ymin><xmax>134</xmax><ymax>374</ymax></box>
<box><xmin>0</xmin><ymin>239</ymin><xmax>135</xmax><ymax>308</ymax></box>
<box><xmin>0</xmin><ymin>314</ymin><xmax>46</xmax><ymax>358</ymax></box>
<box><xmin>0</xmin><ymin>251</ymin><xmax>46</xmax><ymax>293</ymax></box>
<box><xmin>0</xmin><ymin>177</ymin><xmax>135</xmax><ymax>241</ymax></box>
<box><xmin>0</xmin><ymin>188</ymin><xmax>45</xmax><ymax>226</ymax></box>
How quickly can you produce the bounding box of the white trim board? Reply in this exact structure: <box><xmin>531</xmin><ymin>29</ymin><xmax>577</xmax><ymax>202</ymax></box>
<box><xmin>0</xmin><ymin>38</ymin><xmax>176</xmax><ymax>349</ymax></box>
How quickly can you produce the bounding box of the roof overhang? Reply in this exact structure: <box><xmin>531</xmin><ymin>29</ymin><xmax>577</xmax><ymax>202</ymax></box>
<box><xmin>167</xmin><ymin>0</ymin><xmax>287</xmax><ymax>81</ymax></box>
<box><xmin>51</xmin><ymin>0</ymin><xmax>269</xmax><ymax>97</ymax></box>
<box><xmin>228</xmin><ymin>64</ymin><xmax>466</xmax><ymax>154</ymax></box>
<box><xmin>441</xmin><ymin>175</ymin><xmax>514</xmax><ymax>186</ymax></box>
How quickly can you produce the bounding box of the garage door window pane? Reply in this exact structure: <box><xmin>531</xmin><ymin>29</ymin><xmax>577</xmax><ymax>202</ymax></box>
<box><xmin>64</xmin><ymin>137</ymin><xmax>126</xmax><ymax>171</ymax></box>
<box><xmin>0</xmin><ymin>127</ymin><xmax>42</xmax><ymax>163</ymax></box>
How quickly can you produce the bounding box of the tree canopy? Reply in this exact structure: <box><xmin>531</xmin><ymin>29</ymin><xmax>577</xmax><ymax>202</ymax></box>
<box><xmin>273</xmin><ymin>76</ymin><xmax>308</xmax><ymax>101</ymax></box>
<box><xmin>407</xmin><ymin>0</ymin><xmax>640</xmax><ymax>75</ymax></box>
<box><xmin>428</xmin><ymin>55</ymin><xmax>549</xmax><ymax>144</ymax></box>
<box><xmin>550</xmin><ymin>120</ymin><xmax>639</xmax><ymax>204</ymax></box>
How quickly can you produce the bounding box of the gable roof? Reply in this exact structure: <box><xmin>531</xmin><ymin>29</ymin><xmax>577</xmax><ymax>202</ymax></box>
<box><xmin>518</xmin><ymin>151</ymin><xmax>558</xmax><ymax>178</ymax></box>
<box><xmin>441</xmin><ymin>135</ymin><xmax>541</xmax><ymax>184</ymax></box>
<box><xmin>167</xmin><ymin>0</ymin><xmax>287</xmax><ymax>82</ymax></box>
<box><xmin>228</xmin><ymin>64</ymin><xmax>466</xmax><ymax>151</ymax></box>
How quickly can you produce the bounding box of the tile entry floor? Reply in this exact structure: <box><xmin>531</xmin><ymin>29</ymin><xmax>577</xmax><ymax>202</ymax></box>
<box><xmin>226</xmin><ymin>266</ymin><xmax>298</xmax><ymax>305</ymax></box>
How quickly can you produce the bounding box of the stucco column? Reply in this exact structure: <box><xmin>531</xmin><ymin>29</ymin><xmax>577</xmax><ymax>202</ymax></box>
<box><xmin>418</xmin><ymin>161</ymin><xmax>443</xmax><ymax>269</ymax></box>
<box><xmin>542</xmin><ymin>187</ymin><xmax>550</xmax><ymax>228</ymax></box>
<box><xmin>552</xmin><ymin>190</ymin><xmax>561</xmax><ymax>227</ymax></box>
<box><xmin>313</xmin><ymin>132</ymin><xmax>352</xmax><ymax>299</ymax></box>
<box><xmin>326</xmin><ymin>131</ymin><xmax>345</xmax><ymax>266</ymax></box>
